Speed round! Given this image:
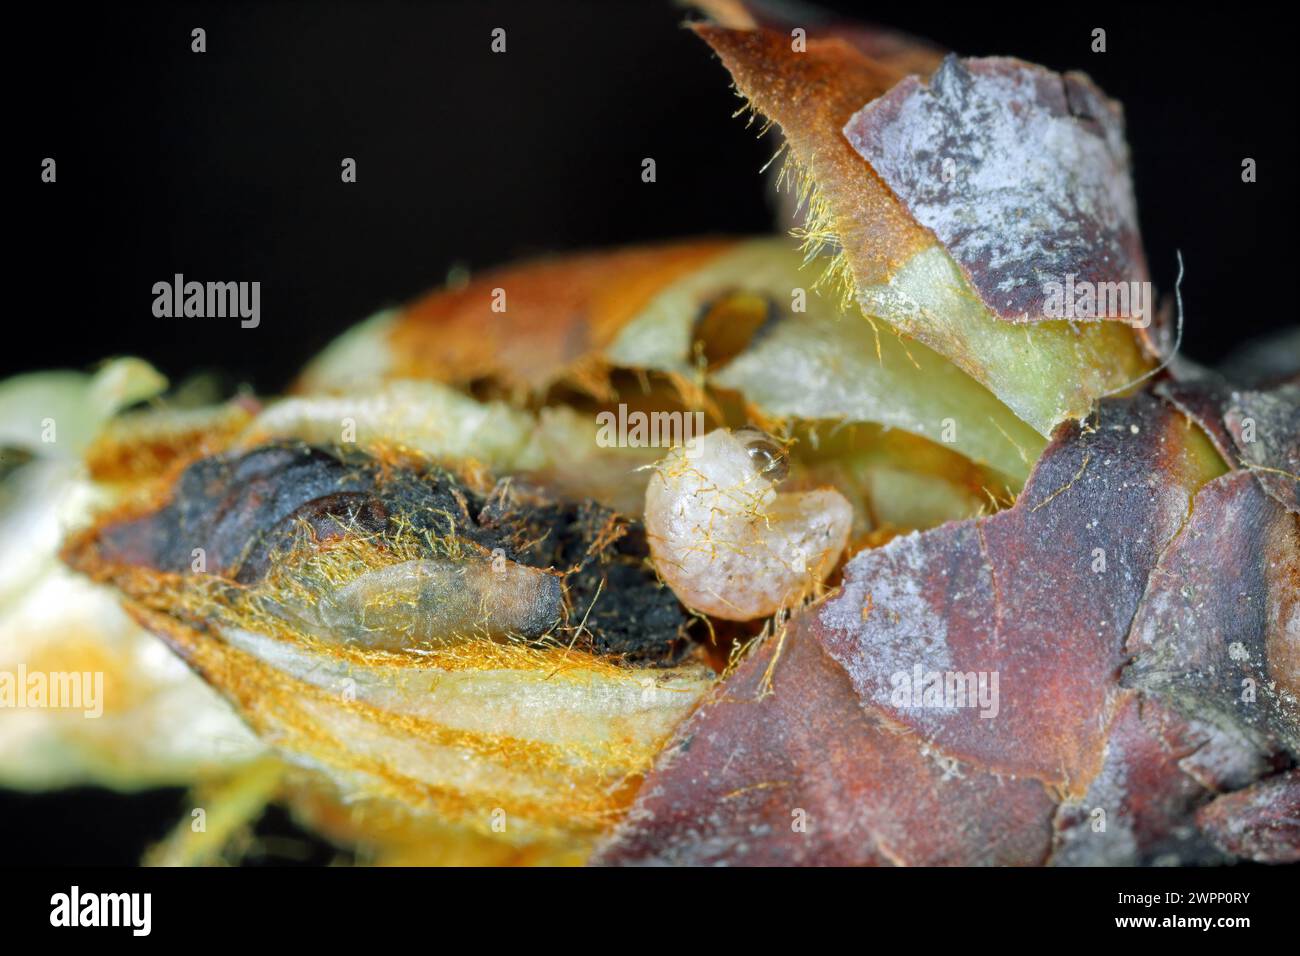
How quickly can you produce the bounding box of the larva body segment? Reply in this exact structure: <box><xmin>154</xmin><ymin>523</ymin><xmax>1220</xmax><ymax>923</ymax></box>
<box><xmin>644</xmin><ymin>428</ymin><xmax>852</xmax><ymax>620</ymax></box>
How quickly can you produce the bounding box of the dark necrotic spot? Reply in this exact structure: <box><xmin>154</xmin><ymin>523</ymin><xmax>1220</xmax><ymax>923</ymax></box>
<box><xmin>91</xmin><ymin>442</ymin><xmax>688</xmax><ymax>663</ymax></box>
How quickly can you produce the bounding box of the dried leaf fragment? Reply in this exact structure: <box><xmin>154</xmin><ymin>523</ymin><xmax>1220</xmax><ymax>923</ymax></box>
<box><xmin>843</xmin><ymin>55</ymin><xmax>1148</xmax><ymax>325</ymax></box>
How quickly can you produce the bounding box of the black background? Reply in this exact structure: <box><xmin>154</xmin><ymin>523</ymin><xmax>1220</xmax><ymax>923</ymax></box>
<box><xmin>5</xmin><ymin>1</ymin><xmax>1297</xmax><ymax>865</ymax></box>
<box><xmin>10</xmin><ymin>0</ymin><xmax>1298</xmax><ymax>395</ymax></box>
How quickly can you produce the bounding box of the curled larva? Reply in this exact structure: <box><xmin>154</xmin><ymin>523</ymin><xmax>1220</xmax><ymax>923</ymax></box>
<box><xmin>644</xmin><ymin>427</ymin><xmax>852</xmax><ymax>620</ymax></box>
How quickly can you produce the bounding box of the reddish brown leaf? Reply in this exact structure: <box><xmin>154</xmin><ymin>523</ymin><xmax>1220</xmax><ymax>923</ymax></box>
<box><xmin>1050</xmin><ymin>697</ymin><xmax>1221</xmax><ymax>866</ymax></box>
<box><xmin>1123</xmin><ymin>469</ymin><xmax>1300</xmax><ymax>754</ymax></box>
<box><xmin>1196</xmin><ymin>769</ymin><xmax>1300</xmax><ymax>863</ymax></box>
<box><xmin>691</xmin><ymin>24</ymin><xmax>929</xmax><ymax>291</ymax></box>
<box><xmin>693</xmin><ymin>0</ymin><xmax>946</xmax><ymax>75</ymax></box>
<box><xmin>813</xmin><ymin>394</ymin><xmax>1215</xmax><ymax>790</ymax></box>
<box><xmin>591</xmin><ymin>621</ymin><xmax>1056</xmax><ymax>866</ymax></box>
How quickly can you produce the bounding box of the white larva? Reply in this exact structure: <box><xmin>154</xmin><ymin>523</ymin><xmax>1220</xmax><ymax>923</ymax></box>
<box><xmin>644</xmin><ymin>427</ymin><xmax>852</xmax><ymax>620</ymax></box>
